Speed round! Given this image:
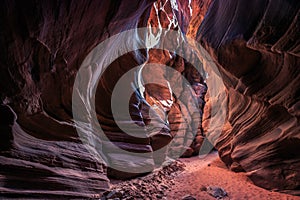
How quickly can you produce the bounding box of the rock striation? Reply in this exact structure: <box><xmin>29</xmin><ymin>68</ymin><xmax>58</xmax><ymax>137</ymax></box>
<box><xmin>0</xmin><ymin>0</ymin><xmax>299</xmax><ymax>197</ymax></box>
<box><xmin>198</xmin><ymin>0</ymin><xmax>300</xmax><ymax>195</ymax></box>
<box><xmin>0</xmin><ymin>0</ymin><xmax>155</xmax><ymax>197</ymax></box>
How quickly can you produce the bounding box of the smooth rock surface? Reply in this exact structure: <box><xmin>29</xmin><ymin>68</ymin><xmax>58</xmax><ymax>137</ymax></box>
<box><xmin>0</xmin><ymin>0</ymin><xmax>155</xmax><ymax>197</ymax></box>
<box><xmin>0</xmin><ymin>0</ymin><xmax>299</xmax><ymax>197</ymax></box>
<box><xmin>198</xmin><ymin>0</ymin><xmax>300</xmax><ymax>195</ymax></box>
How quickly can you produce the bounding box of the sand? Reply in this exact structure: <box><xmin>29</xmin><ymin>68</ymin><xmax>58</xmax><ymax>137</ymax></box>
<box><xmin>167</xmin><ymin>151</ymin><xmax>300</xmax><ymax>200</ymax></box>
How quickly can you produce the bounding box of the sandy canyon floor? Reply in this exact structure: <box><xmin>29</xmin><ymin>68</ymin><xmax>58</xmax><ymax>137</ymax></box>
<box><xmin>167</xmin><ymin>152</ymin><xmax>300</xmax><ymax>200</ymax></box>
<box><xmin>103</xmin><ymin>152</ymin><xmax>300</xmax><ymax>200</ymax></box>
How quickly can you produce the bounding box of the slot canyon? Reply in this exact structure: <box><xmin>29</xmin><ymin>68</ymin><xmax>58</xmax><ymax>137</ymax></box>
<box><xmin>0</xmin><ymin>0</ymin><xmax>299</xmax><ymax>199</ymax></box>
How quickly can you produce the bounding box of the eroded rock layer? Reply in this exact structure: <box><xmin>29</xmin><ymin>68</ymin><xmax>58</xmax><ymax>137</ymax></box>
<box><xmin>0</xmin><ymin>0</ymin><xmax>155</xmax><ymax>197</ymax></box>
<box><xmin>198</xmin><ymin>0</ymin><xmax>300</xmax><ymax>195</ymax></box>
<box><xmin>0</xmin><ymin>0</ymin><xmax>299</xmax><ymax>197</ymax></box>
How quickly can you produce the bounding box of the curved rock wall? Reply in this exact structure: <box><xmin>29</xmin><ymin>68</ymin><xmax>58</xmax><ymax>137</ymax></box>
<box><xmin>145</xmin><ymin>0</ymin><xmax>209</xmax><ymax>158</ymax></box>
<box><xmin>0</xmin><ymin>0</ymin><xmax>155</xmax><ymax>197</ymax></box>
<box><xmin>0</xmin><ymin>0</ymin><xmax>299</xmax><ymax>197</ymax></box>
<box><xmin>198</xmin><ymin>0</ymin><xmax>300</xmax><ymax>195</ymax></box>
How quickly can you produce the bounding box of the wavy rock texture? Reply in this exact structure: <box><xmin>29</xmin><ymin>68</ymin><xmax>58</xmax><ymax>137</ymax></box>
<box><xmin>198</xmin><ymin>0</ymin><xmax>300</xmax><ymax>195</ymax></box>
<box><xmin>0</xmin><ymin>0</ymin><xmax>155</xmax><ymax>197</ymax></box>
<box><xmin>0</xmin><ymin>0</ymin><xmax>299</xmax><ymax>197</ymax></box>
<box><xmin>145</xmin><ymin>0</ymin><xmax>208</xmax><ymax>159</ymax></box>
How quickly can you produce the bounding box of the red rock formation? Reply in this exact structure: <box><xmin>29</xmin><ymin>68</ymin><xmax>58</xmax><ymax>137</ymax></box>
<box><xmin>0</xmin><ymin>0</ymin><xmax>155</xmax><ymax>197</ymax></box>
<box><xmin>198</xmin><ymin>0</ymin><xmax>300</xmax><ymax>195</ymax></box>
<box><xmin>0</xmin><ymin>0</ymin><xmax>299</xmax><ymax>197</ymax></box>
<box><xmin>145</xmin><ymin>0</ymin><xmax>208</xmax><ymax>158</ymax></box>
